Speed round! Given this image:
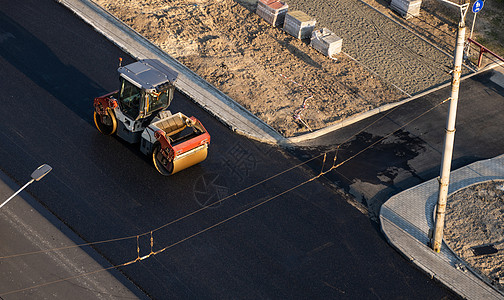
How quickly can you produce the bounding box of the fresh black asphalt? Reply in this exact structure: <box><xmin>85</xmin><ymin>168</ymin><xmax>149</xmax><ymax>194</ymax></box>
<box><xmin>293</xmin><ymin>69</ymin><xmax>504</xmax><ymax>220</ymax></box>
<box><xmin>0</xmin><ymin>0</ymin><xmax>460</xmax><ymax>298</ymax></box>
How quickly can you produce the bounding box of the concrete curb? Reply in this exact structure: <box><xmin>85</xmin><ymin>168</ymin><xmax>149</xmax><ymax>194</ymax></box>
<box><xmin>380</xmin><ymin>155</ymin><xmax>504</xmax><ymax>299</ymax></box>
<box><xmin>286</xmin><ymin>62</ymin><xmax>504</xmax><ymax>144</ymax></box>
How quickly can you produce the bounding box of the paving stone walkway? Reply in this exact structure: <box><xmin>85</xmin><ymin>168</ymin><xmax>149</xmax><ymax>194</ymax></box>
<box><xmin>381</xmin><ymin>154</ymin><xmax>504</xmax><ymax>299</ymax></box>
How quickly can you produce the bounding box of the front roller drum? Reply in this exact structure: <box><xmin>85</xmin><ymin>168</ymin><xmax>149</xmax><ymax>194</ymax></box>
<box><xmin>94</xmin><ymin>107</ymin><xmax>117</xmax><ymax>135</ymax></box>
<box><xmin>152</xmin><ymin>144</ymin><xmax>208</xmax><ymax>176</ymax></box>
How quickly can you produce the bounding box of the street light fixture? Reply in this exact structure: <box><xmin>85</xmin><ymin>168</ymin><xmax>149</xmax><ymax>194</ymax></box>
<box><xmin>0</xmin><ymin>164</ymin><xmax>52</xmax><ymax>209</ymax></box>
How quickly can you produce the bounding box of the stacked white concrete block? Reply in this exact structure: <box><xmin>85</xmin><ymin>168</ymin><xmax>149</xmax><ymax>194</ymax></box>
<box><xmin>390</xmin><ymin>0</ymin><xmax>422</xmax><ymax>18</ymax></box>
<box><xmin>256</xmin><ymin>0</ymin><xmax>289</xmax><ymax>27</ymax></box>
<box><xmin>283</xmin><ymin>11</ymin><xmax>316</xmax><ymax>40</ymax></box>
<box><xmin>310</xmin><ymin>28</ymin><xmax>342</xmax><ymax>59</ymax></box>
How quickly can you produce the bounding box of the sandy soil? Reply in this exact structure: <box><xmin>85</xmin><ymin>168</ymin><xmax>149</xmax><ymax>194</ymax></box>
<box><xmin>94</xmin><ymin>0</ymin><xmax>414</xmax><ymax>137</ymax></box>
<box><xmin>444</xmin><ymin>180</ymin><xmax>504</xmax><ymax>293</ymax></box>
<box><xmin>93</xmin><ymin>0</ymin><xmax>503</xmax><ymax>137</ymax></box>
<box><xmin>271</xmin><ymin>0</ymin><xmax>457</xmax><ymax>96</ymax></box>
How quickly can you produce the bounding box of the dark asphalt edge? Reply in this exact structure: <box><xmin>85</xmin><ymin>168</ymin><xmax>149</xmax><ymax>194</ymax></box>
<box><xmin>0</xmin><ymin>169</ymin><xmax>149</xmax><ymax>299</ymax></box>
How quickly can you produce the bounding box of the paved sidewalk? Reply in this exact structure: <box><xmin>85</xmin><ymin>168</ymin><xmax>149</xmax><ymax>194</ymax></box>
<box><xmin>0</xmin><ymin>170</ymin><xmax>146</xmax><ymax>299</ymax></box>
<box><xmin>380</xmin><ymin>155</ymin><xmax>504</xmax><ymax>299</ymax></box>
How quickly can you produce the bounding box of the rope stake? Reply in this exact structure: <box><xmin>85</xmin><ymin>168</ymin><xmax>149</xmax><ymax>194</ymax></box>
<box><xmin>278</xmin><ymin>73</ymin><xmax>314</xmax><ymax>130</ymax></box>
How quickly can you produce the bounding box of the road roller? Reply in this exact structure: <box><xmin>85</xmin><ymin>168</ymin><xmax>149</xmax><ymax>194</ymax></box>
<box><xmin>93</xmin><ymin>59</ymin><xmax>210</xmax><ymax>175</ymax></box>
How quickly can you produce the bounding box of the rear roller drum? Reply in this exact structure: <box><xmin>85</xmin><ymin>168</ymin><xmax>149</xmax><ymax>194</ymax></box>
<box><xmin>94</xmin><ymin>107</ymin><xmax>117</xmax><ymax>135</ymax></box>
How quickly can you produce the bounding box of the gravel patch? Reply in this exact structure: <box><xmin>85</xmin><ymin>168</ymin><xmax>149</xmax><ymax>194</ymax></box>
<box><xmin>275</xmin><ymin>0</ymin><xmax>459</xmax><ymax>95</ymax></box>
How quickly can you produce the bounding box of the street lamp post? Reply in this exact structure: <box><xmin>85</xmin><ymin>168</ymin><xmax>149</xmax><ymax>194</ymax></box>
<box><xmin>430</xmin><ymin>0</ymin><xmax>470</xmax><ymax>253</ymax></box>
<box><xmin>0</xmin><ymin>164</ymin><xmax>52</xmax><ymax>209</ymax></box>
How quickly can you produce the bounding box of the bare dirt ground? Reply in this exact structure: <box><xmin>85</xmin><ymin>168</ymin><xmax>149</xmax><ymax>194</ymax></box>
<box><xmin>94</xmin><ymin>0</ymin><xmax>419</xmax><ymax>137</ymax></box>
<box><xmin>270</xmin><ymin>0</ymin><xmax>457</xmax><ymax>96</ymax></box>
<box><xmin>93</xmin><ymin>0</ymin><xmax>504</xmax><ymax>293</ymax></box>
<box><xmin>445</xmin><ymin>180</ymin><xmax>504</xmax><ymax>293</ymax></box>
<box><xmin>93</xmin><ymin>0</ymin><xmax>504</xmax><ymax>138</ymax></box>
<box><xmin>93</xmin><ymin>0</ymin><xmax>503</xmax><ymax>137</ymax></box>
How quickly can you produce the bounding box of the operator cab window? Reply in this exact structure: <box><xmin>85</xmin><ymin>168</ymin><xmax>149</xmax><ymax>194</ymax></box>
<box><xmin>119</xmin><ymin>78</ymin><xmax>142</xmax><ymax>120</ymax></box>
<box><xmin>146</xmin><ymin>91</ymin><xmax>168</xmax><ymax>115</ymax></box>
<box><xmin>145</xmin><ymin>86</ymin><xmax>174</xmax><ymax>116</ymax></box>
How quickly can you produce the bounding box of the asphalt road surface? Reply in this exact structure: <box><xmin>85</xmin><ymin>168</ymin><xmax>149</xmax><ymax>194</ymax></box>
<box><xmin>294</xmin><ymin>69</ymin><xmax>504</xmax><ymax>220</ymax></box>
<box><xmin>0</xmin><ymin>0</ymin><xmax>457</xmax><ymax>298</ymax></box>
